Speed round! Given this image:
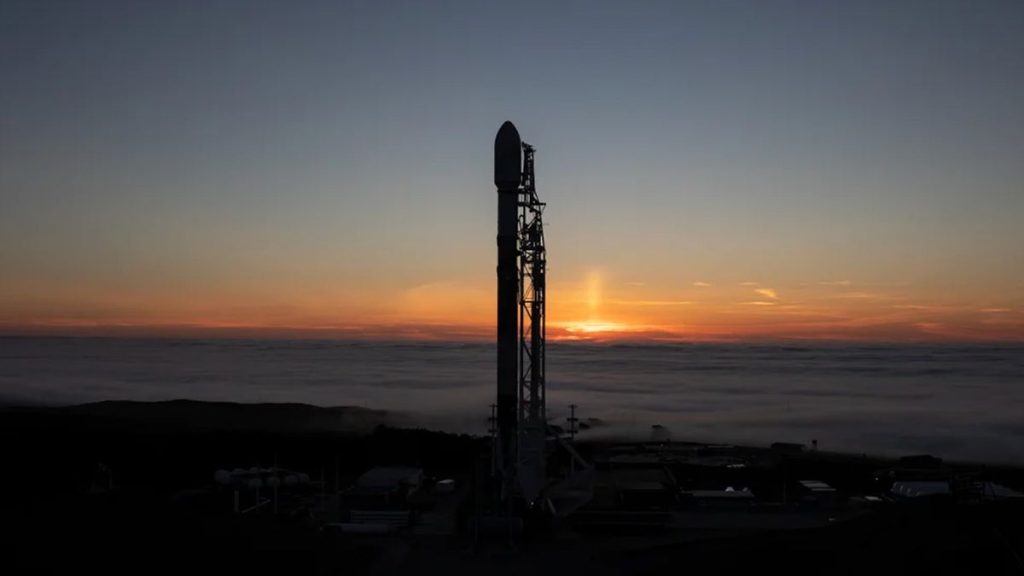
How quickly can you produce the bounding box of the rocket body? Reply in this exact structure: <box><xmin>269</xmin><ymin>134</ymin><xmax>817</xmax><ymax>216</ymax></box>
<box><xmin>494</xmin><ymin>121</ymin><xmax>521</xmax><ymax>491</ymax></box>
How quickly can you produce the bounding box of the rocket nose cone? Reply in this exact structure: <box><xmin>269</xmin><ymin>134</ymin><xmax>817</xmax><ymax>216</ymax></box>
<box><xmin>494</xmin><ymin>121</ymin><xmax>522</xmax><ymax>189</ymax></box>
<box><xmin>497</xmin><ymin>121</ymin><xmax>518</xmax><ymax>138</ymax></box>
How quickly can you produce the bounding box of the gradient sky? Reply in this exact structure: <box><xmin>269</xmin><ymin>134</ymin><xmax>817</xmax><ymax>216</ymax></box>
<box><xmin>2</xmin><ymin>0</ymin><xmax>1023</xmax><ymax>342</ymax></box>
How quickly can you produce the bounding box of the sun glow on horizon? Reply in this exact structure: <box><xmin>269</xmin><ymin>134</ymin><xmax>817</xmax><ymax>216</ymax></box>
<box><xmin>562</xmin><ymin>320</ymin><xmax>631</xmax><ymax>335</ymax></box>
<box><xmin>3</xmin><ymin>265</ymin><xmax>1023</xmax><ymax>342</ymax></box>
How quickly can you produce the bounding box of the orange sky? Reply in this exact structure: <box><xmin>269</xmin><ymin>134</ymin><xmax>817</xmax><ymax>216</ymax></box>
<box><xmin>4</xmin><ymin>267</ymin><xmax>1022</xmax><ymax>342</ymax></box>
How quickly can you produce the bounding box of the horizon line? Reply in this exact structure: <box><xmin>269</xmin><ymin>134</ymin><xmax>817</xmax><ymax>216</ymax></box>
<box><xmin>2</xmin><ymin>323</ymin><xmax>1023</xmax><ymax>346</ymax></box>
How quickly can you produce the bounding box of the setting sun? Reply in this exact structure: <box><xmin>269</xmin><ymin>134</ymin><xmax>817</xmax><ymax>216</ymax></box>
<box><xmin>562</xmin><ymin>321</ymin><xmax>631</xmax><ymax>335</ymax></box>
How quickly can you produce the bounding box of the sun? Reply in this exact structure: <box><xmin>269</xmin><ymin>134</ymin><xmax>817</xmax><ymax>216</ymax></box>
<box><xmin>563</xmin><ymin>321</ymin><xmax>630</xmax><ymax>335</ymax></box>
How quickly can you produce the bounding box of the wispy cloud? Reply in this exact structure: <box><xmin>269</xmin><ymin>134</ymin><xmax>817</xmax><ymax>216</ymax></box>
<box><xmin>818</xmin><ymin>280</ymin><xmax>852</xmax><ymax>286</ymax></box>
<box><xmin>754</xmin><ymin>288</ymin><xmax>778</xmax><ymax>300</ymax></box>
<box><xmin>979</xmin><ymin>308</ymin><xmax>1012</xmax><ymax>313</ymax></box>
<box><xmin>835</xmin><ymin>291</ymin><xmax>883</xmax><ymax>300</ymax></box>
<box><xmin>743</xmin><ymin>301</ymin><xmax>777</xmax><ymax>306</ymax></box>
<box><xmin>692</xmin><ymin>281</ymin><xmax>711</xmax><ymax>287</ymax></box>
<box><xmin>610</xmin><ymin>300</ymin><xmax>693</xmax><ymax>307</ymax></box>
<box><xmin>739</xmin><ymin>281</ymin><xmax>759</xmax><ymax>286</ymax></box>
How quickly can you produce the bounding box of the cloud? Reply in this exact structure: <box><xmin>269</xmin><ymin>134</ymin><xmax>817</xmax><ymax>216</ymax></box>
<box><xmin>754</xmin><ymin>288</ymin><xmax>778</xmax><ymax>300</ymax></box>
<box><xmin>979</xmin><ymin>308</ymin><xmax>1012</xmax><ymax>313</ymax></box>
<box><xmin>743</xmin><ymin>301</ymin><xmax>777</xmax><ymax>306</ymax></box>
<box><xmin>610</xmin><ymin>300</ymin><xmax>693</xmax><ymax>307</ymax></box>
<box><xmin>626</xmin><ymin>281</ymin><xmax>646</xmax><ymax>287</ymax></box>
<box><xmin>738</xmin><ymin>281</ymin><xmax>759</xmax><ymax>286</ymax></box>
<box><xmin>692</xmin><ymin>281</ymin><xmax>711</xmax><ymax>287</ymax></box>
<box><xmin>397</xmin><ymin>282</ymin><xmax>490</xmax><ymax>322</ymax></box>
<box><xmin>835</xmin><ymin>291</ymin><xmax>882</xmax><ymax>300</ymax></box>
<box><xmin>818</xmin><ymin>280</ymin><xmax>852</xmax><ymax>286</ymax></box>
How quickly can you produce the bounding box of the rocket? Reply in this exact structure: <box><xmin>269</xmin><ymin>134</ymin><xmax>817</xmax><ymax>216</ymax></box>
<box><xmin>494</xmin><ymin>121</ymin><xmax>521</xmax><ymax>491</ymax></box>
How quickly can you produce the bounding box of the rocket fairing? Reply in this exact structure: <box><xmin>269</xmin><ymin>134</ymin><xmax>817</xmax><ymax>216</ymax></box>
<box><xmin>494</xmin><ymin>121</ymin><xmax>521</xmax><ymax>491</ymax></box>
<box><xmin>494</xmin><ymin>121</ymin><xmax>522</xmax><ymax>188</ymax></box>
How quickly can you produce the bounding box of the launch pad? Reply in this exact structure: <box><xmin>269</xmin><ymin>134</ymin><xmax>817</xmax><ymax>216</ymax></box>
<box><xmin>488</xmin><ymin>121</ymin><xmax>592</xmax><ymax>528</ymax></box>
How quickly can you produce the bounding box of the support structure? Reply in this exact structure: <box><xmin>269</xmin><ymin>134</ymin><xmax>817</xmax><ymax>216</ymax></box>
<box><xmin>516</xmin><ymin>143</ymin><xmax>547</xmax><ymax>503</ymax></box>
